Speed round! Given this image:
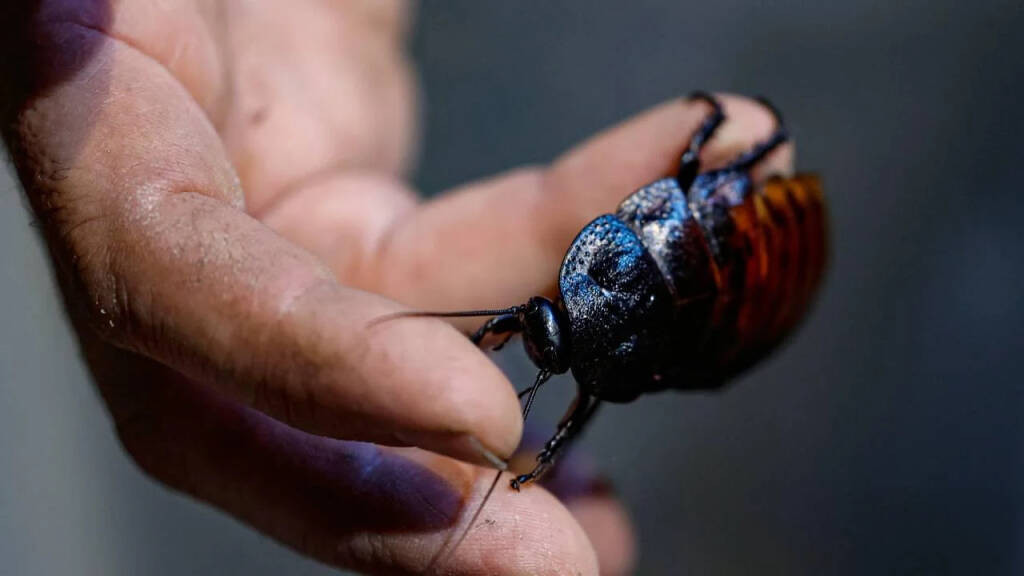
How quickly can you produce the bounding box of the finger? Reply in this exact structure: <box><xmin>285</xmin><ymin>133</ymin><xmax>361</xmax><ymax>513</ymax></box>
<box><xmin>566</xmin><ymin>496</ymin><xmax>635</xmax><ymax>576</ymax></box>
<box><xmin>375</xmin><ymin>94</ymin><xmax>794</xmax><ymax>308</ymax></box>
<box><xmin>518</xmin><ymin>433</ymin><xmax>637</xmax><ymax>576</ymax></box>
<box><xmin>87</xmin><ymin>340</ymin><xmax>599</xmax><ymax>576</ymax></box>
<box><xmin>26</xmin><ymin>0</ymin><xmax>417</xmax><ymax>213</ymax></box>
<box><xmin>216</xmin><ymin>0</ymin><xmax>417</xmax><ymax>210</ymax></box>
<box><xmin>4</xmin><ymin>18</ymin><xmax>519</xmax><ymax>462</ymax></box>
<box><xmin>544</xmin><ymin>469</ymin><xmax>635</xmax><ymax>576</ymax></box>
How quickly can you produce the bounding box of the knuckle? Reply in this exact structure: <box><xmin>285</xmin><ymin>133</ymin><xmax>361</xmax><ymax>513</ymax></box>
<box><xmin>243</xmin><ymin>279</ymin><xmax>334</xmax><ymax>429</ymax></box>
<box><xmin>48</xmin><ymin>195</ymin><xmax>145</xmax><ymax>348</ymax></box>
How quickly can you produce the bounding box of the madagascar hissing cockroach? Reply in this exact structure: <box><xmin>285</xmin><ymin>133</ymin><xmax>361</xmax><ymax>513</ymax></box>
<box><xmin>389</xmin><ymin>92</ymin><xmax>828</xmax><ymax>569</ymax></box>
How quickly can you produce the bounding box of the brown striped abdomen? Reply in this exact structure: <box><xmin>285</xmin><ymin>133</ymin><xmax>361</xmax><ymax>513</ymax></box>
<box><xmin>692</xmin><ymin>173</ymin><xmax>827</xmax><ymax>384</ymax></box>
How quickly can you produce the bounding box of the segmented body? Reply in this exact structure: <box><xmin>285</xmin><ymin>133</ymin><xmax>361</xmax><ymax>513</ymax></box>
<box><xmin>559</xmin><ymin>170</ymin><xmax>827</xmax><ymax>402</ymax></box>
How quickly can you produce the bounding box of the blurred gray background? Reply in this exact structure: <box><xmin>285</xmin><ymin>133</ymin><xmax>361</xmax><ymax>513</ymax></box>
<box><xmin>3</xmin><ymin>1</ymin><xmax>1023</xmax><ymax>574</ymax></box>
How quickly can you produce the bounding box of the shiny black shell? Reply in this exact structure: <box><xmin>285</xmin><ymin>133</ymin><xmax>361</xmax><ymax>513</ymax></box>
<box><xmin>558</xmin><ymin>172</ymin><xmax>827</xmax><ymax>402</ymax></box>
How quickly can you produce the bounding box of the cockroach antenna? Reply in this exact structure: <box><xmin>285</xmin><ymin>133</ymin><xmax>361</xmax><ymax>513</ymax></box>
<box><xmin>369</xmin><ymin>302</ymin><xmax>533</xmax><ymax>352</ymax></box>
<box><xmin>421</xmin><ymin>369</ymin><xmax>552</xmax><ymax>574</ymax></box>
<box><xmin>369</xmin><ymin>305</ymin><xmax>525</xmax><ymax>326</ymax></box>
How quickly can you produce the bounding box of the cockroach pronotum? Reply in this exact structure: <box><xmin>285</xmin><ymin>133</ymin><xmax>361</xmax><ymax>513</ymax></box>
<box><xmin>387</xmin><ymin>92</ymin><xmax>828</xmax><ymax>570</ymax></box>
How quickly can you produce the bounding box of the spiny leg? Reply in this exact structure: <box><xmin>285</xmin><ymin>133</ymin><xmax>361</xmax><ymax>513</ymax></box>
<box><xmin>490</xmin><ymin>332</ymin><xmax>516</xmax><ymax>351</ymax></box>
<box><xmin>725</xmin><ymin>95</ymin><xmax>789</xmax><ymax>173</ymax></box>
<box><xmin>510</xmin><ymin>394</ymin><xmax>602</xmax><ymax>490</ymax></box>
<box><xmin>469</xmin><ymin>312</ymin><xmax>522</xmax><ymax>348</ymax></box>
<box><xmin>678</xmin><ymin>91</ymin><xmax>726</xmax><ymax>187</ymax></box>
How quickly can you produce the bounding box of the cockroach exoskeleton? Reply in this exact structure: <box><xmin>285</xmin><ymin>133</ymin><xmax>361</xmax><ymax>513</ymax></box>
<box><xmin>390</xmin><ymin>93</ymin><xmax>827</xmax><ymax>563</ymax></box>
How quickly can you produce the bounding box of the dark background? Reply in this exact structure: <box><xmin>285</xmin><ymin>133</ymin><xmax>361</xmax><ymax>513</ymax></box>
<box><xmin>2</xmin><ymin>2</ymin><xmax>1022</xmax><ymax>574</ymax></box>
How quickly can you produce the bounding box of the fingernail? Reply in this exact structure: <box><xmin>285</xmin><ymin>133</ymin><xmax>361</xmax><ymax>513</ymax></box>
<box><xmin>396</xmin><ymin>430</ymin><xmax>512</xmax><ymax>470</ymax></box>
<box><xmin>467</xmin><ymin>436</ymin><xmax>509</xmax><ymax>471</ymax></box>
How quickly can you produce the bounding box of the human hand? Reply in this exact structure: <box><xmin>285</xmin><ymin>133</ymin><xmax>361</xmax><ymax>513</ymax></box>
<box><xmin>1</xmin><ymin>1</ymin><xmax>791</xmax><ymax>574</ymax></box>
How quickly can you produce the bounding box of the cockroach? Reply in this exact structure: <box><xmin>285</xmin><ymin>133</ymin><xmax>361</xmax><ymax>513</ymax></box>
<box><xmin>390</xmin><ymin>92</ymin><xmax>828</xmax><ymax>570</ymax></box>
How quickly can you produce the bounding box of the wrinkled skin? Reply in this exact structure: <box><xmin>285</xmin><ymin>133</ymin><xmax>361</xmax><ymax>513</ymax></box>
<box><xmin>0</xmin><ymin>2</ymin><xmax>792</xmax><ymax>574</ymax></box>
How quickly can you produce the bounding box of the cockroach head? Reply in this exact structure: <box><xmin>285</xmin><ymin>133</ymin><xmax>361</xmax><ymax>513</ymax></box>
<box><xmin>520</xmin><ymin>296</ymin><xmax>571</xmax><ymax>375</ymax></box>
